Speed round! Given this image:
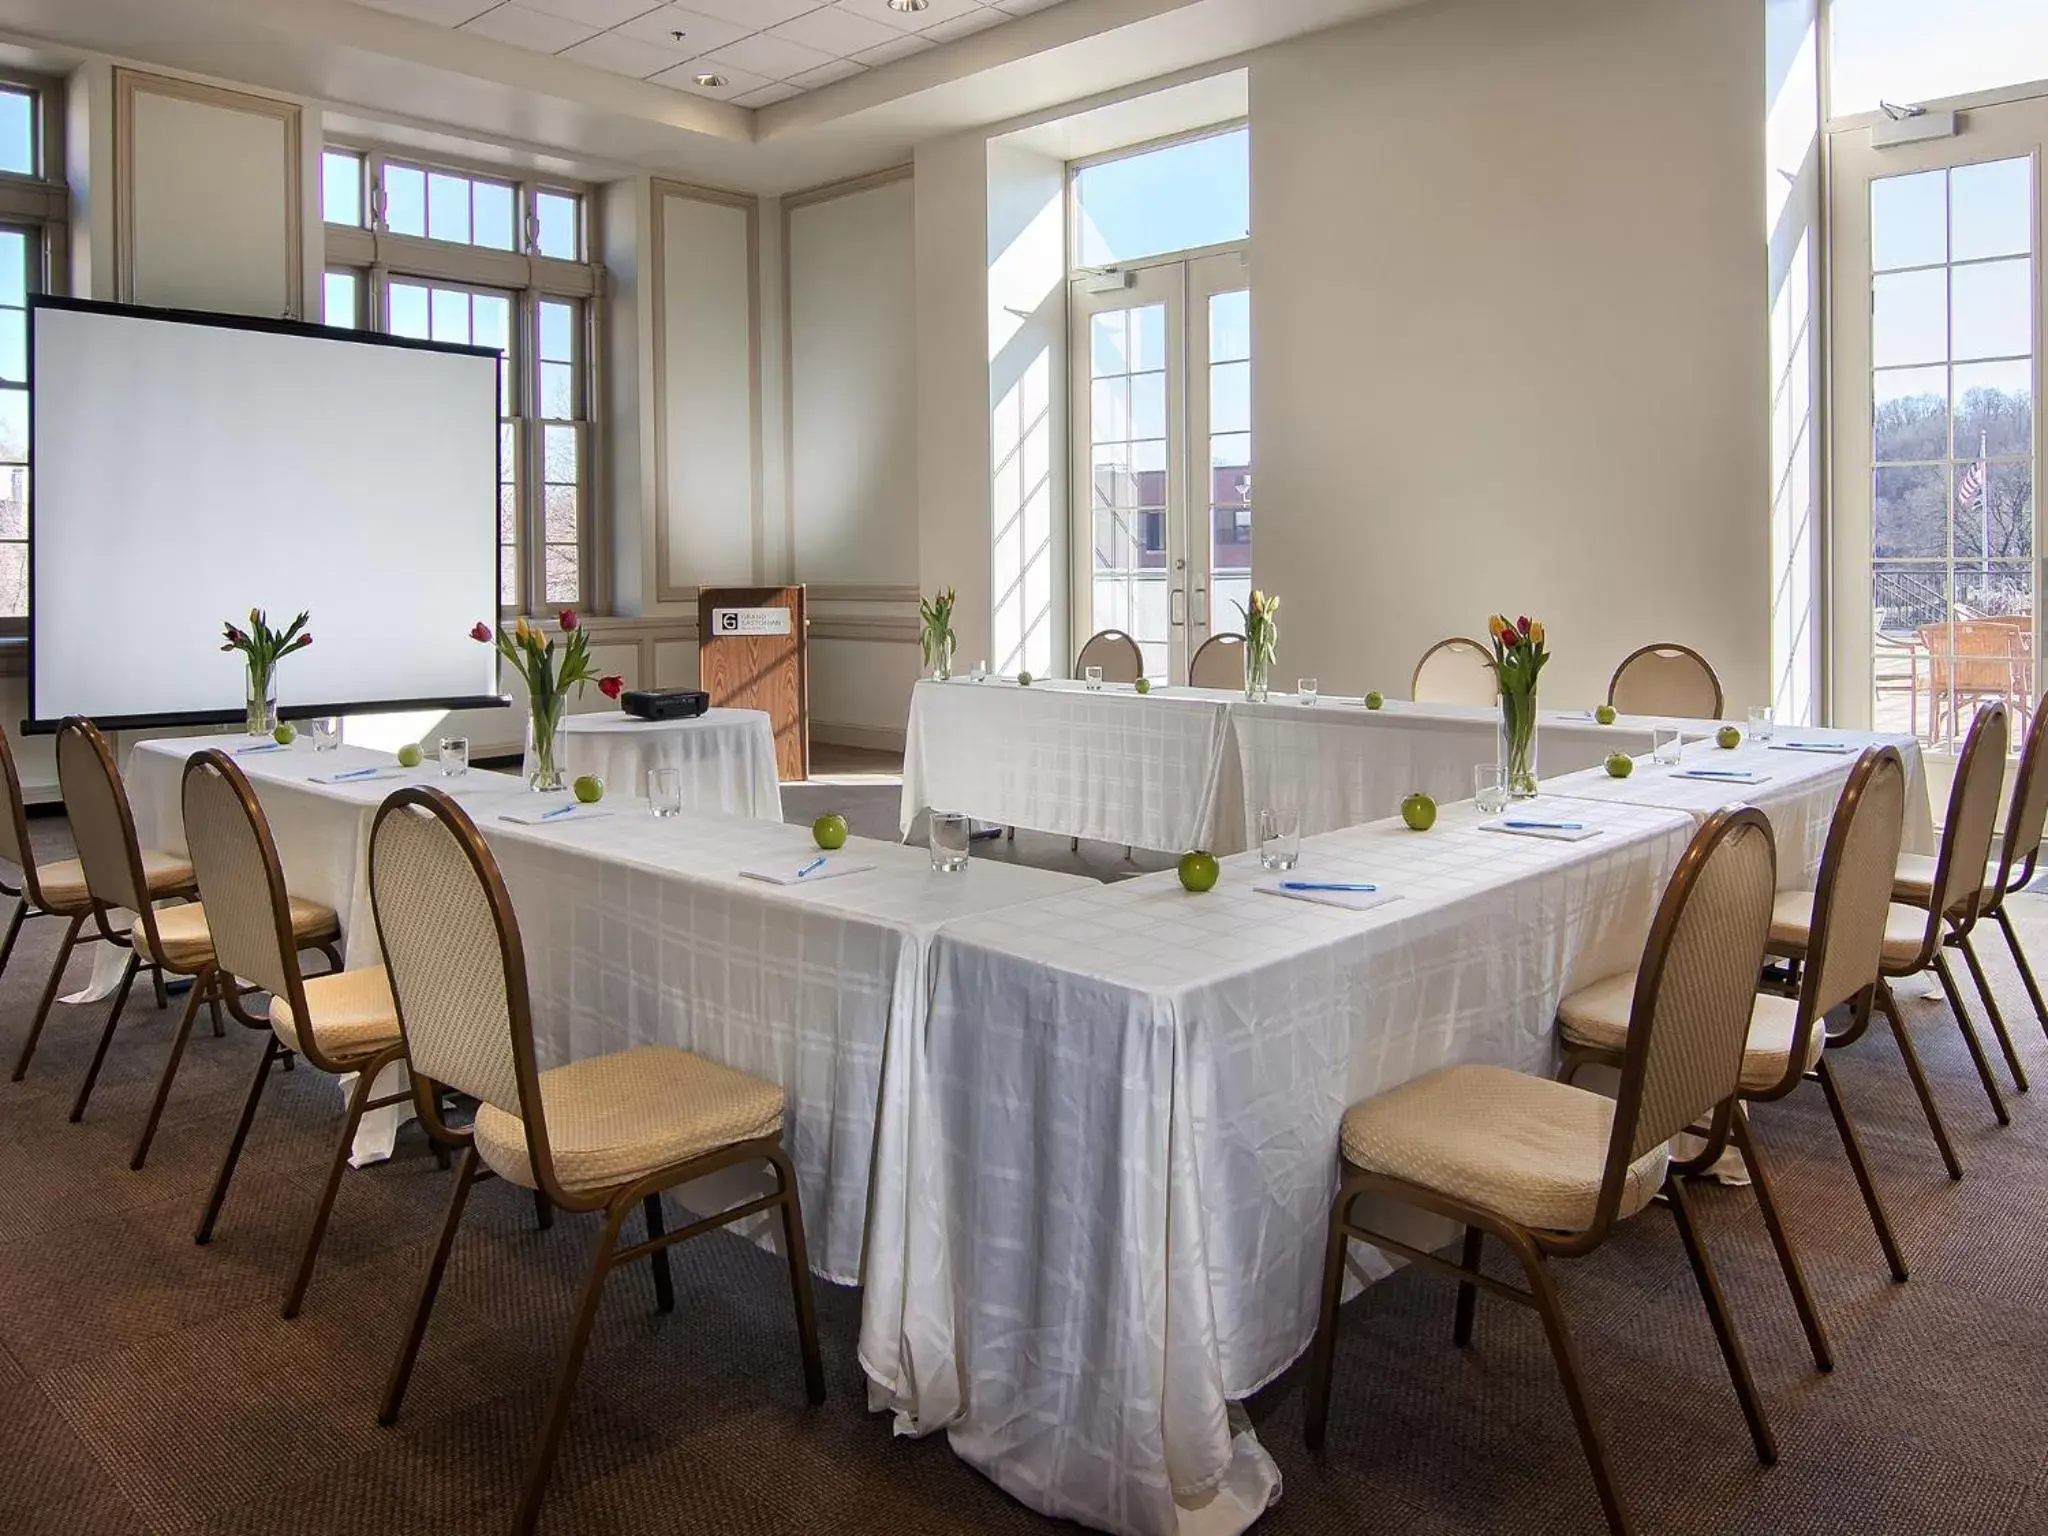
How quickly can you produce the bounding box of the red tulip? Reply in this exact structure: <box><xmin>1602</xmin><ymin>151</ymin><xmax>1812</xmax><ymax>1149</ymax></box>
<box><xmin>296</xmin><ymin>633</ymin><xmax>313</xmax><ymax>648</ymax></box>
<box><xmin>598</xmin><ymin>675</ymin><xmax>623</xmax><ymax>700</ymax></box>
<box><xmin>1517</xmin><ymin>615</ymin><xmax>1531</xmax><ymax>636</ymax></box>
<box><xmin>559</xmin><ymin>609</ymin><xmax>579</xmax><ymax>632</ymax></box>
<box><xmin>469</xmin><ymin>621</ymin><xmax>493</xmax><ymax>643</ymax></box>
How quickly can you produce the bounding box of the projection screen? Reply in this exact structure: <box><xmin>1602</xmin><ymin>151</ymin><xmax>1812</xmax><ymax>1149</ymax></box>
<box><xmin>28</xmin><ymin>297</ymin><xmax>505</xmax><ymax>730</ymax></box>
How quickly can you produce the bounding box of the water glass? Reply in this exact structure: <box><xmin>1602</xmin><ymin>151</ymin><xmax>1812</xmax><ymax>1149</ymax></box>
<box><xmin>1084</xmin><ymin>665</ymin><xmax>1104</xmax><ymax>691</ymax></box>
<box><xmin>1474</xmin><ymin>764</ymin><xmax>1509</xmax><ymax>815</ymax></box>
<box><xmin>1652</xmin><ymin>726</ymin><xmax>1685</xmax><ymax>766</ymax></box>
<box><xmin>437</xmin><ymin>736</ymin><xmax>469</xmax><ymax>777</ymax></box>
<box><xmin>930</xmin><ymin>811</ymin><xmax>972</xmax><ymax>873</ymax></box>
<box><xmin>310</xmin><ymin>716</ymin><xmax>341</xmax><ymax>752</ymax></box>
<box><xmin>1297</xmin><ymin>678</ymin><xmax>1319</xmax><ymax>707</ymax></box>
<box><xmin>1747</xmin><ymin>705</ymin><xmax>1775</xmax><ymax>742</ymax></box>
<box><xmin>1258</xmin><ymin>807</ymin><xmax>1301</xmax><ymax>871</ymax></box>
<box><xmin>649</xmin><ymin>767</ymin><xmax>682</xmax><ymax>819</ymax></box>
<box><xmin>971</xmin><ymin>659</ymin><xmax>989</xmax><ymax>682</ymax></box>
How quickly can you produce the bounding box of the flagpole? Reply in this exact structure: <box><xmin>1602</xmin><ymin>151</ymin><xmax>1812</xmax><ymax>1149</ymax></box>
<box><xmin>1980</xmin><ymin>430</ymin><xmax>1991</xmax><ymax>587</ymax></box>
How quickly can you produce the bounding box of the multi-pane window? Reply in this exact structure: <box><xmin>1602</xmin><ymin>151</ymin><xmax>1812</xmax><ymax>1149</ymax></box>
<box><xmin>384</xmin><ymin>160</ymin><xmax>518</xmax><ymax>251</ymax></box>
<box><xmin>0</xmin><ymin>227</ymin><xmax>28</xmax><ymax>617</ymax></box>
<box><xmin>538</xmin><ymin>298</ymin><xmax>581</xmax><ymax>604</ymax></box>
<box><xmin>1206</xmin><ymin>288</ymin><xmax>1252</xmax><ymax>635</ymax></box>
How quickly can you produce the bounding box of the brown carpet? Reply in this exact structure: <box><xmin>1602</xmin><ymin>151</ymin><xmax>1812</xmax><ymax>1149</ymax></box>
<box><xmin>3</xmin><ymin>804</ymin><xmax>2048</xmax><ymax>1535</ymax></box>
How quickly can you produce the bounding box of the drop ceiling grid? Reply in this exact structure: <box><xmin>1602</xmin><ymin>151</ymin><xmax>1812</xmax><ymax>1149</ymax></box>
<box><xmin>360</xmin><ymin>0</ymin><xmax>1072</xmax><ymax>109</ymax></box>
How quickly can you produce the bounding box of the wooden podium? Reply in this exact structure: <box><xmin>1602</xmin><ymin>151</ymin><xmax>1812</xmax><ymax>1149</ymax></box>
<box><xmin>697</xmin><ymin>585</ymin><xmax>808</xmax><ymax>781</ymax></box>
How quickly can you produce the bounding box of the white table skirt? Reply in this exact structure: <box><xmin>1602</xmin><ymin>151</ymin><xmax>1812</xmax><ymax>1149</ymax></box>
<box><xmin>540</xmin><ymin>708</ymin><xmax>783</xmax><ymax>821</ymax></box>
<box><xmin>862</xmin><ymin>798</ymin><xmax>1699</xmax><ymax>1536</ymax></box>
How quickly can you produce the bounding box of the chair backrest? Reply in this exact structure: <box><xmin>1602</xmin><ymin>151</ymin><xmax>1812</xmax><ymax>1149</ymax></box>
<box><xmin>1075</xmin><ymin>629</ymin><xmax>1144</xmax><ymax>685</ymax></box>
<box><xmin>0</xmin><ymin>722</ymin><xmax>45</xmax><ymax>906</ymax></box>
<box><xmin>1608</xmin><ymin>643</ymin><xmax>1724</xmax><ymax>720</ymax></box>
<box><xmin>1188</xmin><ymin>632</ymin><xmax>1247</xmax><ymax>690</ymax></box>
<box><xmin>1606</xmin><ymin>806</ymin><xmax>1777</xmax><ymax>1178</ymax></box>
<box><xmin>1797</xmin><ymin>748</ymin><xmax>1908</xmax><ymax>1026</ymax></box>
<box><xmin>181</xmin><ymin>751</ymin><xmax>311</xmax><ymax>1039</ymax></box>
<box><xmin>1914</xmin><ymin>700</ymin><xmax>2008</xmax><ymax>948</ymax></box>
<box><xmin>1994</xmin><ymin>693</ymin><xmax>2048</xmax><ymax>899</ymax></box>
<box><xmin>1410</xmin><ymin>636</ymin><xmax>1496</xmax><ymax>707</ymax></box>
<box><xmin>54</xmin><ymin>718</ymin><xmax>154</xmax><ymax>926</ymax></box>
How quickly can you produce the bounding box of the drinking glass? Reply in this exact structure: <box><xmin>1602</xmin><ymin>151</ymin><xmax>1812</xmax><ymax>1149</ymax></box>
<box><xmin>1297</xmin><ymin>678</ymin><xmax>1320</xmax><ymax>707</ymax></box>
<box><xmin>1258</xmin><ymin>808</ymin><xmax>1301</xmax><ymax>871</ymax></box>
<box><xmin>310</xmin><ymin>716</ymin><xmax>341</xmax><ymax>752</ymax></box>
<box><xmin>1084</xmin><ymin>665</ymin><xmax>1104</xmax><ymax>691</ymax></box>
<box><xmin>930</xmin><ymin>811</ymin><xmax>972</xmax><ymax>873</ymax></box>
<box><xmin>1652</xmin><ymin>726</ymin><xmax>1685</xmax><ymax>766</ymax></box>
<box><xmin>437</xmin><ymin>736</ymin><xmax>469</xmax><ymax>777</ymax></box>
<box><xmin>649</xmin><ymin>767</ymin><xmax>683</xmax><ymax>819</ymax></box>
<box><xmin>1747</xmin><ymin>705</ymin><xmax>1775</xmax><ymax>742</ymax></box>
<box><xmin>1473</xmin><ymin>764</ymin><xmax>1508</xmax><ymax>815</ymax></box>
<box><xmin>971</xmin><ymin>659</ymin><xmax>989</xmax><ymax>682</ymax></box>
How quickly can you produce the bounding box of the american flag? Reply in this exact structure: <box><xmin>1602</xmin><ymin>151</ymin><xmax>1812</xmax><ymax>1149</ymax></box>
<box><xmin>1957</xmin><ymin>460</ymin><xmax>1986</xmax><ymax>507</ymax></box>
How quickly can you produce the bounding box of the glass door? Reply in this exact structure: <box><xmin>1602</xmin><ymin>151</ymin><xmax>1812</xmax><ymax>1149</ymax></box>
<box><xmin>1188</xmin><ymin>252</ymin><xmax>1253</xmax><ymax>647</ymax></box>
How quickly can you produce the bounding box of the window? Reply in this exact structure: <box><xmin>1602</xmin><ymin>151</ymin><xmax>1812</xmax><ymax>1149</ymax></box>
<box><xmin>321</xmin><ymin>150</ymin><xmax>363</xmax><ymax>227</ymax></box>
<box><xmin>1830</xmin><ymin>0</ymin><xmax>2048</xmax><ymax>118</ymax></box>
<box><xmin>537</xmin><ymin>298</ymin><xmax>582</xmax><ymax>603</ymax></box>
<box><xmin>1072</xmin><ymin>126</ymin><xmax>1249</xmax><ymax>269</ymax></box>
<box><xmin>381</xmin><ymin>159</ymin><xmax>519</xmax><ymax>252</ymax></box>
<box><xmin>534</xmin><ymin>190</ymin><xmax>580</xmax><ymax>261</ymax></box>
<box><xmin>0</xmin><ymin>227</ymin><xmax>28</xmax><ymax>618</ymax></box>
<box><xmin>322</xmin><ymin>270</ymin><xmax>360</xmax><ymax>328</ymax></box>
<box><xmin>0</xmin><ymin>88</ymin><xmax>33</xmax><ymax>177</ymax></box>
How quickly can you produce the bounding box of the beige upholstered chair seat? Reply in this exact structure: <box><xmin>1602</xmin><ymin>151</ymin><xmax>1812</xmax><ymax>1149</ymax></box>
<box><xmin>134</xmin><ymin>896</ymin><xmax>339</xmax><ymax>974</ymax></box>
<box><xmin>1768</xmin><ymin>889</ymin><xmax>1926</xmax><ymax>970</ymax></box>
<box><xmin>473</xmin><ymin>1044</ymin><xmax>785</xmax><ymax>1194</ymax></box>
<box><xmin>1559</xmin><ymin>971</ymin><xmax>1818</xmax><ymax>1095</ymax></box>
<box><xmin>1890</xmin><ymin>852</ymin><xmax>2000</xmax><ymax>911</ymax></box>
<box><xmin>269</xmin><ymin>965</ymin><xmax>400</xmax><ymax>1060</ymax></box>
<box><xmin>1339</xmin><ymin>1062</ymin><xmax>1668</xmax><ymax>1234</ymax></box>
<box><xmin>35</xmin><ymin>850</ymin><xmax>194</xmax><ymax>914</ymax></box>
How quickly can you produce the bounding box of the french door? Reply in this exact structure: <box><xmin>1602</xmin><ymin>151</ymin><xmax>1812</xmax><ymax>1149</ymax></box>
<box><xmin>1069</xmin><ymin>249</ymin><xmax>1250</xmax><ymax>683</ymax></box>
<box><xmin>1831</xmin><ymin>92</ymin><xmax>2045</xmax><ymax>752</ymax></box>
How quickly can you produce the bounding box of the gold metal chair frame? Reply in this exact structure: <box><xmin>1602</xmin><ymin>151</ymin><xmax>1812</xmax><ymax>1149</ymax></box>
<box><xmin>369</xmin><ymin>786</ymin><xmax>825</xmax><ymax>1536</ymax></box>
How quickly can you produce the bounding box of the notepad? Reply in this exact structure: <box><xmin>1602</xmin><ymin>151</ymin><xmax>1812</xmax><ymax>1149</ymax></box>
<box><xmin>307</xmin><ymin>766</ymin><xmax>408</xmax><ymax>784</ymax></box>
<box><xmin>738</xmin><ymin>860</ymin><xmax>876</xmax><ymax>886</ymax></box>
<box><xmin>1479</xmin><ymin>819</ymin><xmax>1602</xmax><ymax>843</ymax></box>
<box><xmin>1769</xmin><ymin>741</ymin><xmax>1855</xmax><ymax>755</ymax></box>
<box><xmin>1255</xmin><ymin>881</ymin><xmax>1402</xmax><ymax>913</ymax></box>
<box><xmin>498</xmin><ymin>805</ymin><xmax>614</xmax><ymax>826</ymax></box>
<box><xmin>1674</xmin><ymin>768</ymin><xmax>1772</xmax><ymax>784</ymax></box>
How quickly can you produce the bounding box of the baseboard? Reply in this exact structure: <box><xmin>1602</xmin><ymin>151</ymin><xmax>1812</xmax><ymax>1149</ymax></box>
<box><xmin>811</xmin><ymin>720</ymin><xmax>906</xmax><ymax>754</ymax></box>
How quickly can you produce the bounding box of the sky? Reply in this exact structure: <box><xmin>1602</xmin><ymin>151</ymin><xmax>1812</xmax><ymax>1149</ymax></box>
<box><xmin>1073</xmin><ymin>128</ymin><xmax>1249</xmax><ymax>269</ymax></box>
<box><xmin>1831</xmin><ymin>0</ymin><xmax>2048</xmax><ymax>115</ymax></box>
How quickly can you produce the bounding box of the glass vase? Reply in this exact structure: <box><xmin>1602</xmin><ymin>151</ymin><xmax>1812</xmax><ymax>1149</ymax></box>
<box><xmin>1499</xmin><ymin>689</ymin><xmax>1540</xmax><ymax>800</ymax></box>
<box><xmin>1244</xmin><ymin>642</ymin><xmax>1273</xmax><ymax>703</ymax></box>
<box><xmin>526</xmin><ymin>694</ymin><xmax>567</xmax><ymax>792</ymax></box>
<box><xmin>927</xmin><ymin>630</ymin><xmax>956</xmax><ymax>682</ymax></box>
<box><xmin>244</xmin><ymin>662</ymin><xmax>277</xmax><ymax>736</ymax></box>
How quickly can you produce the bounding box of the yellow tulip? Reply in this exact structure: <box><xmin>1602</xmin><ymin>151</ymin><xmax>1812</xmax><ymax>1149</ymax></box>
<box><xmin>1529</xmin><ymin>620</ymin><xmax>1545</xmax><ymax>644</ymax></box>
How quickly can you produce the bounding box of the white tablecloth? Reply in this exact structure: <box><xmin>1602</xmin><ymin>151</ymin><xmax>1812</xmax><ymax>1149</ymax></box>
<box><xmin>862</xmin><ymin>798</ymin><xmax>1700</xmax><ymax>1536</ymax></box>
<box><xmin>1543</xmin><ymin>728</ymin><xmax>1935</xmax><ymax>886</ymax></box>
<box><xmin>542</xmin><ymin>708</ymin><xmax>782</xmax><ymax>820</ymax></box>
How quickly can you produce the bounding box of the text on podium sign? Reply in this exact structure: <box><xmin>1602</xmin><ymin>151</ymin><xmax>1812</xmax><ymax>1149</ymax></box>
<box><xmin>711</xmin><ymin>606</ymin><xmax>793</xmax><ymax>637</ymax></box>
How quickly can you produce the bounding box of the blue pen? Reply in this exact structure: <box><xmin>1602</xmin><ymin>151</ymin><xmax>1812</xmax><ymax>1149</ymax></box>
<box><xmin>1684</xmin><ymin>769</ymin><xmax>1753</xmax><ymax>779</ymax></box>
<box><xmin>795</xmin><ymin>855</ymin><xmax>827</xmax><ymax>879</ymax></box>
<box><xmin>1280</xmin><ymin>880</ymin><xmax>1377</xmax><ymax>893</ymax></box>
<box><xmin>539</xmin><ymin>803</ymin><xmax>578</xmax><ymax>821</ymax></box>
<box><xmin>333</xmin><ymin>766</ymin><xmax>380</xmax><ymax>780</ymax></box>
<box><xmin>1503</xmin><ymin>819</ymin><xmax>1583</xmax><ymax>830</ymax></box>
<box><xmin>235</xmin><ymin>742</ymin><xmax>283</xmax><ymax>755</ymax></box>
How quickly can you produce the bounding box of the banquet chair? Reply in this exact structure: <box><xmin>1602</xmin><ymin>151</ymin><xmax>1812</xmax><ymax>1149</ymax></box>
<box><xmin>1768</xmin><ymin>701</ymin><xmax>2012</xmax><ymax>1181</ymax></box>
<box><xmin>179</xmin><ymin>749</ymin><xmax>407</xmax><ymax>1319</ymax></box>
<box><xmin>1968</xmin><ymin>696</ymin><xmax>2048</xmax><ymax>1041</ymax></box>
<box><xmin>1188</xmin><ymin>632</ymin><xmax>1247</xmax><ymax>690</ymax></box>
<box><xmin>54</xmin><ymin>720</ymin><xmax>342</xmax><ymax>1169</ymax></box>
<box><xmin>1608</xmin><ymin>642</ymin><xmax>1724</xmax><ymax>720</ymax></box>
<box><xmin>1074</xmin><ymin>629</ymin><xmax>1144</xmax><ymax>684</ymax></box>
<box><xmin>1410</xmin><ymin>635</ymin><xmax>1496</xmax><ymax>706</ymax></box>
<box><xmin>4</xmin><ymin>725</ymin><xmax>196</xmax><ymax>1084</ymax></box>
<box><xmin>1560</xmin><ymin>748</ymin><xmax>1912</xmax><ymax>1380</ymax></box>
<box><xmin>368</xmin><ymin>786</ymin><xmax>823</xmax><ymax>1536</ymax></box>
<box><xmin>1304</xmin><ymin>807</ymin><xmax>1780</xmax><ymax>1534</ymax></box>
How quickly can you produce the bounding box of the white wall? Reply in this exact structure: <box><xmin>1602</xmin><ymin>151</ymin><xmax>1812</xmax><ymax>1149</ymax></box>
<box><xmin>1250</xmin><ymin>0</ymin><xmax>1770</xmax><ymax>708</ymax></box>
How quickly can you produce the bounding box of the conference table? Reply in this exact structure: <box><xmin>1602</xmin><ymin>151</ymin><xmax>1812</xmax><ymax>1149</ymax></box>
<box><xmin>545</xmin><ymin>708</ymin><xmax>783</xmax><ymax>819</ymax></box>
<box><xmin>112</xmin><ymin>734</ymin><xmax>1092</xmax><ymax>1280</ymax></box>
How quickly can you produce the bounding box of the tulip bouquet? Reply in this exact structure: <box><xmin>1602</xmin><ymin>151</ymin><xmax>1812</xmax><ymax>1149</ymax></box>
<box><xmin>919</xmin><ymin>587</ymin><xmax>958</xmax><ymax>680</ymax></box>
<box><xmin>222</xmin><ymin>608</ymin><xmax>312</xmax><ymax>735</ymax></box>
<box><xmin>1486</xmin><ymin>613</ymin><xmax>1549</xmax><ymax>799</ymax></box>
<box><xmin>1236</xmin><ymin>589</ymin><xmax>1280</xmax><ymax>701</ymax></box>
<box><xmin>471</xmin><ymin>610</ymin><xmax>622</xmax><ymax>791</ymax></box>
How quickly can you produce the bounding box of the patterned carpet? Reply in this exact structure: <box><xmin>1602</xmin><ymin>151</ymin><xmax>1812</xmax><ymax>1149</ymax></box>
<box><xmin>4</xmin><ymin>802</ymin><xmax>2048</xmax><ymax>1535</ymax></box>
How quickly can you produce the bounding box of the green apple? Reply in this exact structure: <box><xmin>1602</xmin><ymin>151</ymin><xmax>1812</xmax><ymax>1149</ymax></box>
<box><xmin>813</xmin><ymin>812</ymin><xmax>849</xmax><ymax>850</ymax></box>
<box><xmin>396</xmin><ymin>743</ymin><xmax>423</xmax><ymax>769</ymax></box>
<box><xmin>1177</xmin><ymin>850</ymin><xmax>1219</xmax><ymax>893</ymax></box>
<box><xmin>1605</xmin><ymin>752</ymin><xmax>1635</xmax><ymax>779</ymax></box>
<box><xmin>1364</xmin><ymin>691</ymin><xmax>1385</xmax><ymax>711</ymax></box>
<box><xmin>271</xmin><ymin>723</ymin><xmax>296</xmax><ymax>746</ymax></box>
<box><xmin>1017</xmin><ymin>671</ymin><xmax>1034</xmax><ymax>687</ymax></box>
<box><xmin>573</xmin><ymin>774</ymin><xmax>604</xmax><ymax>804</ymax></box>
<box><xmin>1595</xmin><ymin>704</ymin><xmax>1617</xmax><ymax>726</ymax></box>
<box><xmin>1716</xmin><ymin>725</ymin><xmax>1742</xmax><ymax>750</ymax></box>
<box><xmin>1400</xmin><ymin>792</ymin><xmax>1437</xmax><ymax>831</ymax></box>
<box><xmin>1134</xmin><ymin>677</ymin><xmax>1152</xmax><ymax>695</ymax></box>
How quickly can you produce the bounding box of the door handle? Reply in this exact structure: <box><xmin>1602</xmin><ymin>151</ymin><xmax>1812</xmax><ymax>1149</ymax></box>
<box><xmin>1170</xmin><ymin>588</ymin><xmax>1186</xmax><ymax>626</ymax></box>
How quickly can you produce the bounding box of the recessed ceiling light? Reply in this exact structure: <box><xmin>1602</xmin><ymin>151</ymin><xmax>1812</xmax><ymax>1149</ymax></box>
<box><xmin>886</xmin><ymin>0</ymin><xmax>930</xmax><ymax>11</ymax></box>
<box><xmin>694</xmin><ymin>72</ymin><xmax>727</xmax><ymax>87</ymax></box>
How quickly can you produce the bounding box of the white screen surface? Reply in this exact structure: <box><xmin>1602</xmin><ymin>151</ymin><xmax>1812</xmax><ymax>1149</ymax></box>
<box><xmin>30</xmin><ymin>302</ymin><xmax>502</xmax><ymax>726</ymax></box>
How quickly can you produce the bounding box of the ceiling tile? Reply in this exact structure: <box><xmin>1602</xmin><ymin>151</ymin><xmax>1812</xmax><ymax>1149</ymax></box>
<box><xmin>735</xmin><ymin>81</ymin><xmax>802</xmax><ymax>106</ymax></box>
<box><xmin>459</xmin><ymin>3</ymin><xmax>600</xmax><ymax>51</ymax></box>
<box><xmin>673</xmin><ymin>0</ymin><xmax>820</xmax><ymax>25</ymax></box>
<box><xmin>515</xmin><ymin>0</ymin><xmax>661</xmax><ymax>24</ymax></box>
<box><xmin>853</xmin><ymin>31</ymin><xmax>933</xmax><ymax>65</ymax></box>
<box><xmin>769</xmin><ymin>5</ymin><xmax>900</xmax><ymax>55</ymax></box>
<box><xmin>358</xmin><ymin>0</ymin><xmax>499</xmax><ymax>24</ymax></box>
<box><xmin>836</xmin><ymin>0</ymin><xmax>986</xmax><ymax>31</ymax></box>
<box><xmin>784</xmin><ymin>57</ymin><xmax>865</xmax><ymax>88</ymax></box>
<box><xmin>990</xmin><ymin>0</ymin><xmax>1064</xmax><ymax>12</ymax></box>
<box><xmin>649</xmin><ymin>59</ymin><xmax>774</xmax><ymax>96</ymax></box>
<box><xmin>558</xmin><ymin>28</ymin><xmax>693</xmax><ymax>74</ymax></box>
<box><xmin>699</xmin><ymin>31</ymin><xmax>837</xmax><ymax>80</ymax></box>
<box><xmin>920</xmin><ymin>6</ymin><xmax>1005</xmax><ymax>40</ymax></box>
<box><xmin>609</xmin><ymin>4</ymin><xmax>751</xmax><ymax>54</ymax></box>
